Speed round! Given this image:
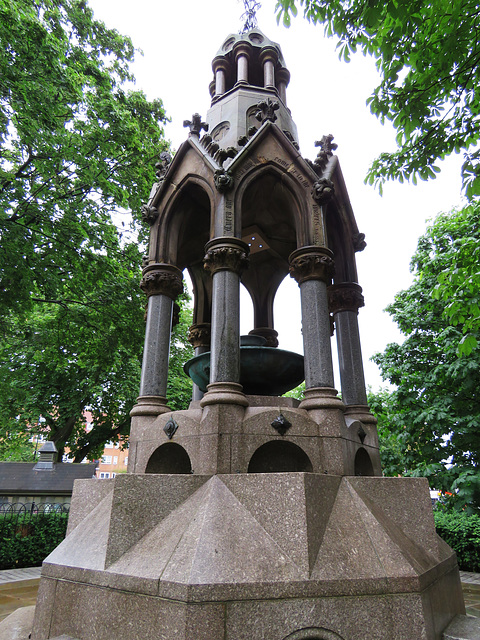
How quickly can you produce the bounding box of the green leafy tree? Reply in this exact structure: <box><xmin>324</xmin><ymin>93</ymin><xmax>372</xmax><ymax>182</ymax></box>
<box><xmin>372</xmin><ymin>204</ymin><xmax>480</xmax><ymax>512</ymax></box>
<box><xmin>432</xmin><ymin>205</ymin><xmax>480</xmax><ymax>355</ymax></box>
<box><xmin>0</xmin><ymin>0</ymin><xmax>197</xmax><ymax>460</ymax></box>
<box><xmin>276</xmin><ymin>0</ymin><xmax>480</xmax><ymax>198</ymax></box>
<box><xmin>367</xmin><ymin>388</ymin><xmax>408</xmax><ymax>478</ymax></box>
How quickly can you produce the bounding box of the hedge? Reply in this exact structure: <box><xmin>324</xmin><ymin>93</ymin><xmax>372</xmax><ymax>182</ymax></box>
<box><xmin>0</xmin><ymin>512</ymin><xmax>69</xmax><ymax>569</ymax></box>
<box><xmin>434</xmin><ymin>510</ymin><xmax>480</xmax><ymax>572</ymax></box>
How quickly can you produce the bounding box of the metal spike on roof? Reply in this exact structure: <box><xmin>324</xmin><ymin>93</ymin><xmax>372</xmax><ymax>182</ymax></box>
<box><xmin>240</xmin><ymin>0</ymin><xmax>261</xmax><ymax>33</ymax></box>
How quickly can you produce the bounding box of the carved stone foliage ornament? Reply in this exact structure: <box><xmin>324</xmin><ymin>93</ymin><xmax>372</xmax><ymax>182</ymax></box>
<box><xmin>204</xmin><ymin>238</ymin><xmax>249</xmax><ymax>276</ymax></box>
<box><xmin>140</xmin><ymin>263</ymin><xmax>184</xmax><ymax>300</ymax></box>
<box><xmin>271</xmin><ymin>413</ymin><xmax>292</xmax><ymax>436</ymax></box>
<box><xmin>353</xmin><ymin>232</ymin><xmax>367</xmax><ymax>252</ymax></box>
<box><xmin>188</xmin><ymin>323</ymin><xmax>212</xmax><ymax>349</ymax></box>
<box><xmin>155</xmin><ymin>151</ymin><xmax>172</xmax><ymax>180</ymax></box>
<box><xmin>214</xmin><ymin>168</ymin><xmax>234</xmax><ymax>193</ymax></box>
<box><xmin>254</xmin><ymin>98</ymin><xmax>279</xmax><ymax>123</ymax></box>
<box><xmin>328</xmin><ymin>283</ymin><xmax>365</xmax><ymax>314</ymax></box>
<box><xmin>163</xmin><ymin>417</ymin><xmax>178</xmax><ymax>440</ymax></box>
<box><xmin>141</xmin><ymin>204</ymin><xmax>158</xmax><ymax>226</ymax></box>
<box><xmin>311</xmin><ymin>177</ymin><xmax>335</xmax><ymax>205</ymax></box>
<box><xmin>314</xmin><ymin>134</ymin><xmax>338</xmax><ymax>171</ymax></box>
<box><xmin>289</xmin><ymin>247</ymin><xmax>335</xmax><ymax>285</ymax></box>
<box><xmin>183</xmin><ymin>113</ymin><xmax>208</xmax><ymax>137</ymax></box>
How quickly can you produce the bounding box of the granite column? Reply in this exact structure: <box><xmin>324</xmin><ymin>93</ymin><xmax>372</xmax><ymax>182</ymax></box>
<box><xmin>135</xmin><ymin>263</ymin><xmax>183</xmax><ymax>414</ymax></box>
<box><xmin>200</xmin><ymin>237</ymin><xmax>249</xmax><ymax>406</ymax></box>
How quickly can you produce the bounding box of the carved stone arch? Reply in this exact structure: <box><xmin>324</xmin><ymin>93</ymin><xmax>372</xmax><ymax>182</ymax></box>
<box><xmin>248</xmin><ymin>440</ymin><xmax>313</xmax><ymax>473</ymax></box>
<box><xmin>155</xmin><ymin>175</ymin><xmax>214</xmax><ymax>268</ymax></box>
<box><xmin>234</xmin><ymin>163</ymin><xmax>307</xmax><ymax>333</ymax></box>
<box><xmin>354</xmin><ymin>446</ymin><xmax>375</xmax><ymax>476</ymax></box>
<box><xmin>235</xmin><ymin>162</ymin><xmax>309</xmax><ymax>250</ymax></box>
<box><xmin>145</xmin><ymin>442</ymin><xmax>192</xmax><ymax>474</ymax></box>
<box><xmin>282</xmin><ymin>628</ymin><xmax>345</xmax><ymax>640</ymax></box>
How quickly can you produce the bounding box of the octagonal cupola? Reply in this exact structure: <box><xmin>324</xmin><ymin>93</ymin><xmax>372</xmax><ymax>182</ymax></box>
<box><xmin>205</xmin><ymin>28</ymin><xmax>298</xmax><ymax>150</ymax></box>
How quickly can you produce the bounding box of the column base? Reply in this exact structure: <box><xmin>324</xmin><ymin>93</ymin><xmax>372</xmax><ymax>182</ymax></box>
<box><xmin>299</xmin><ymin>387</ymin><xmax>345</xmax><ymax>411</ymax></box>
<box><xmin>200</xmin><ymin>382</ymin><xmax>249</xmax><ymax>407</ymax></box>
<box><xmin>129</xmin><ymin>395</ymin><xmax>171</xmax><ymax>417</ymax></box>
<box><xmin>344</xmin><ymin>403</ymin><xmax>378</xmax><ymax>425</ymax></box>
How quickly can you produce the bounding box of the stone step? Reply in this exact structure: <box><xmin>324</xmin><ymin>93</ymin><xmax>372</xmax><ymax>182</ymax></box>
<box><xmin>443</xmin><ymin>614</ymin><xmax>480</xmax><ymax>639</ymax></box>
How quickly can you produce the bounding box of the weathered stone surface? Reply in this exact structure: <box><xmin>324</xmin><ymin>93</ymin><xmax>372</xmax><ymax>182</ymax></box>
<box><xmin>0</xmin><ymin>605</ymin><xmax>35</xmax><ymax>640</ymax></box>
<box><xmin>442</xmin><ymin>614</ymin><xmax>480</xmax><ymax>640</ymax></box>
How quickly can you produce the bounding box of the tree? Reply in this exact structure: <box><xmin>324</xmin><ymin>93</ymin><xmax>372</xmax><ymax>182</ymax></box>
<box><xmin>276</xmin><ymin>0</ymin><xmax>480</xmax><ymax>199</ymax></box>
<box><xmin>0</xmin><ymin>0</ymin><xmax>186</xmax><ymax>460</ymax></box>
<box><xmin>372</xmin><ymin>203</ymin><xmax>480</xmax><ymax>512</ymax></box>
<box><xmin>367</xmin><ymin>388</ymin><xmax>409</xmax><ymax>478</ymax></box>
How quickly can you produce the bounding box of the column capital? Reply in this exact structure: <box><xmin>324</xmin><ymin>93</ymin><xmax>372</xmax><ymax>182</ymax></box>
<box><xmin>289</xmin><ymin>246</ymin><xmax>335</xmax><ymax>285</ymax></box>
<box><xmin>140</xmin><ymin>263</ymin><xmax>183</xmax><ymax>300</ymax></box>
<box><xmin>277</xmin><ymin>67</ymin><xmax>291</xmax><ymax>87</ymax></box>
<box><xmin>204</xmin><ymin>237</ymin><xmax>249</xmax><ymax>276</ymax></box>
<box><xmin>259</xmin><ymin>45</ymin><xmax>279</xmax><ymax>65</ymax></box>
<box><xmin>188</xmin><ymin>323</ymin><xmax>211</xmax><ymax>349</ymax></box>
<box><xmin>328</xmin><ymin>282</ymin><xmax>365</xmax><ymax>314</ymax></box>
<box><xmin>232</xmin><ymin>41</ymin><xmax>253</xmax><ymax>61</ymax></box>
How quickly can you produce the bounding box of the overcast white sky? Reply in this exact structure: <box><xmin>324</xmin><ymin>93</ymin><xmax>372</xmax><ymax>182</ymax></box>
<box><xmin>89</xmin><ymin>0</ymin><xmax>465</xmax><ymax>391</ymax></box>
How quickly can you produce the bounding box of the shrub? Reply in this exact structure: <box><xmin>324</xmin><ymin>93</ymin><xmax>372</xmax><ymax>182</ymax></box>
<box><xmin>0</xmin><ymin>512</ymin><xmax>68</xmax><ymax>569</ymax></box>
<box><xmin>434</xmin><ymin>509</ymin><xmax>480</xmax><ymax>572</ymax></box>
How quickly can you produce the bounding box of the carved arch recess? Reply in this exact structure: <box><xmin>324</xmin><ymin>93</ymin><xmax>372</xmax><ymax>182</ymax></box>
<box><xmin>248</xmin><ymin>441</ymin><xmax>313</xmax><ymax>473</ymax></box>
<box><xmin>235</xmin><ymin>162</ymin><xmax>311</xmax><ymax>250</ymax></box>
<box><xmin>354</xmin><ymin>447</ymin><xmax>375</xmax><ymax>477</ymax></box>
<box><xmin>282</xmin><ymin>627</ymin><xmax>345</xmax><ymax>640</ymax></box>
<box><xmin>145</xmin><ymin>443</ymin><xmax>192</xmax><ymax>474</ymax></box>
<box><xmin>234</xmin><ymin>164</ymin><xmax>310</xmax><ymax>331</ymax></box>
<box><xmin>153</xmin><ymin>175</ymin><xmax>214</xmax><ymax>268</ymax></box>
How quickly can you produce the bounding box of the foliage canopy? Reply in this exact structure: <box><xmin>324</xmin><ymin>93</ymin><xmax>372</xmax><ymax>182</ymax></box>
<box><xmin>0</xmin><ymin>0</ymin><xmax>193</xmax><ymax>460</ymax></box>
<box><xmin>276</xmin><ymin>0</ymin><xmax>480</xmax><ymax>198</ymax></box>
<box><xmin>372</xmin><ymin>203</ymin><xmax>480</xmax><ymax>512</ymax></box>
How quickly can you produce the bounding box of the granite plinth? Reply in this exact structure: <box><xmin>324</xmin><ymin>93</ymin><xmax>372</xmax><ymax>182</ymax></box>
<box><xmin>25</xmin><ymin>472</ymin><xmax>465</xmax><ymax>640</ymax></box>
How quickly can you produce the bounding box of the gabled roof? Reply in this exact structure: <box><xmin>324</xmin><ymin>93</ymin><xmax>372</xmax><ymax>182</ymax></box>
<box><xmin>0</xmin><ymin>462</ymin><xmax>97</xmax><ymax>496</ymax></box>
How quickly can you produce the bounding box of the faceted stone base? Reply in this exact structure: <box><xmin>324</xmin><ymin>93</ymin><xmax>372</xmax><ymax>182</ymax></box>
<box><xmin>23</xmin><ymin>472</ymin><xmax>465</xmax><ymax>640</ymax></box>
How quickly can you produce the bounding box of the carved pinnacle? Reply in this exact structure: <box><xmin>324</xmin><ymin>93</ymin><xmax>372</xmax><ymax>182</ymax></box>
<box><xmin>183</xmin><ymin>113</ymin><xmax>209</xmax><ymax>137</ymax></box>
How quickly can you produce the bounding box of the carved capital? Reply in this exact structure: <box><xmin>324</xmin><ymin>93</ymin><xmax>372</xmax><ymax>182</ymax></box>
<box><xmin>204</xmin><ymin>238</ymin><xmax>249</xmax><ymax>276</ymax></box>
<box><xmin>214</xmin><ymin>168</ymin><xmax>234</xmax><ymax>193</ymax></box>
<box><xmin>328</xmin><ymin>283</ymin><xmax>365</xmax><ymax>314</ymax></box>
<box><xmin>312</xmin><ymin>177</ymin><xmax>335</xmax><ymax>205</ymax></box>
<box><xmin>289</xmin><ymin>246</ymin><xmax>335</xmax><ymax>285</ymax></box>
<box><xmin>188</xmin><ymin>323</ymin><xmax>211</xmax><ymax>349</ymax></box>
<box><xmin>140</xmin><ymin>263</ymin><xmax>184</xmax><ymax>300</ymax></box>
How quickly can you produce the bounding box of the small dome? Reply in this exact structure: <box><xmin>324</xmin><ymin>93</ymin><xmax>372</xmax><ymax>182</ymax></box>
<box><xmin>215</xmin><ymin>28</ymin><xmax>286</xmax><ymax>68</ymax></box>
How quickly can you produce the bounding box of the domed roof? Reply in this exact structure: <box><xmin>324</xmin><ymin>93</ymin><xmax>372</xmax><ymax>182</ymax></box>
<box><xmin>214</xmin><ymin>28</ymin><xmax>286</xmax><ymax>68</ymax></box>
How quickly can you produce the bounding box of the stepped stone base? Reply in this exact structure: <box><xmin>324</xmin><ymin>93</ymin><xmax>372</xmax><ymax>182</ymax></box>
<box><xmin>12</xmin><ymin>472</ymin><xmax>464</xmax><ymax>640</ymax></box>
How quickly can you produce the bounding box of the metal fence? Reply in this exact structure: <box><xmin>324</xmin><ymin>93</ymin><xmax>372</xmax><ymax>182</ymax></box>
<box><xmin>0</xmin><ymin>502</ymin><xmax>70</xmax><ymax>537</ymax></box>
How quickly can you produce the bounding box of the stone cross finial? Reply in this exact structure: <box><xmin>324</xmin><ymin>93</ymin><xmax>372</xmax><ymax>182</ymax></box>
<box><xmin>240</xmin><ymin>0</ymin><xmax>261</xmax><ymax>33</ymax></box>
<box><xmin>183</xmin><ymin>113</ymin><xmax>209</xmax><ymax>137</ymax></box>
<box><xmin>314</xmin><ymin>134</ymin><xmax>338</xmax><ymax>171</ymax></box>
